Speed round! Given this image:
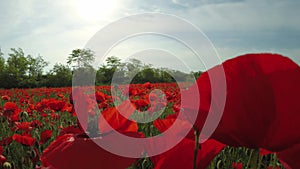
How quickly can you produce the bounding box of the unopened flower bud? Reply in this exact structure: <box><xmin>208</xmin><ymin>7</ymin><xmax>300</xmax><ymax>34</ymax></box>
<box><xmin>3</xmin><ymin>162</ymin><xmax>12</xmax><ymax>169</ymax></box>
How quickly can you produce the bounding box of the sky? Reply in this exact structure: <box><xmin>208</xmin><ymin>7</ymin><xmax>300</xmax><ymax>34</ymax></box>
<box><xmin>0</xmin><ymin>0</ymin><xmax>299</xmax><ymax>72</ymax></box>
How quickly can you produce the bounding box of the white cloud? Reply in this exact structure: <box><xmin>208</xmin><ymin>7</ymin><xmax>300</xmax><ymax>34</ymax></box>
<box><xmin>182</xmin><ymin>0</ymin><xmax>300</xmax><ymax>32</ymax></box>
<box><xmin>0</xmin><ymin>0</ymin><xmax>299</xmax><ymax>71</ymax></box>
<box><xmin>171</xmin><ymin>0</ymin><xmax>245</xmax><ymax>8</ymax></box>
<box><xmin>0</xmin><ymin>0</ymin><xmax>118</xmax><ymax>70</ymax></box>
<box><xmin>216</xmin><ymin>46</ymin><xmax>300</xmax><ymax>65</ymax></box>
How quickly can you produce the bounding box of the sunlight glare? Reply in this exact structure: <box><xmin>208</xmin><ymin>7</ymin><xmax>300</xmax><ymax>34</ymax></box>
<box><xmin>75</xmin><ymin>0</ymin><xmax>118</xmax><ymax>21</ymax></box>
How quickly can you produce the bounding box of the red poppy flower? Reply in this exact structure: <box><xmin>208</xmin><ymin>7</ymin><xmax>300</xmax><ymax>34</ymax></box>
<box><xmin>30</xmin><ymin>120</ymin><xmax>42</xmax><ymax>128</ymax></box>
<box><xmin>72</xmin><ymin>89</ymin><xmax>98</xmax><ymax>130</ymax></box>
<box><xmin>95</xmin><ymin>91</ymin><xmax>107</xmax><ymax>103</ymax></box>
<box><xmin>151</xmin><ymin>138</ymin><xmax>225</xmax><ymax>169</ymax></box>
<box><xmin>99</xmin><ymin>100</ymin><xmax>138</xmax><ymax>133</ymax></box>
<box><xmin>39</xmin><ymin>130</ymin><xmax>53</xmax><ymax>145</ymax></box>
<box><xmin>57</xmin><ymin>93</ymin><xmax>65</xmax><ymax>98</ymax></box>
<box><xmin>1</xmin><ymin>95</ymin><xmax>10</xmax><ymax>101</ymax></box>
<box><xmin>3</xmin><ymin>102</ymin><xmax>18</xmax><ymax>111</ymax></box>
<box><xmin>42</xmin><ymin>99</ymin><xmax>140</xmax><ymax>168</ymax></box>
<box><xmin>61</xmin><ymin>103</ymin><xmax>73</xmax><ymax>113</ymax></box>
<box><xmin>12</xmin><ymin>134</ymin><xmax>36</xmax><ymax>146</ymax></box>
<box><xmin>0</xmin><ymin>137</ymin><xmax>13</xmax><ymax>146</ymax></box>
<box><xmin>0</xmin><ymin>155</ymin><xmax>6</xmax><ymax>165</ymax></box>
<box><xmin>12</xmin><ymin>122</ymin><xmax>33</xmax><ymax>132</ymax></box>
<box><xmin>47</xmin><ymin>98</ymin><xmax>66</xmax><ymax>111</ymax></box>
<box><xmin>151</xmin><ymin>113</ymin><xmax>225</xmax><ymax>169</ymax></box>
<box><xmin>277</xmin><ymin>143</ymin><xmax>300</xmax><ymax>169</ymax></box>
<box><xmin>10</xmin><ymin>109</ymin><xmax>22</xmax><ymax>122</ymax></box>
<box><xmin>143</xmin><ymin>82</ymin><xmax>151</xmax><ymax>89</ymax></box>
<box><xmin>59</xmin><ymin>125</ymin><xmax>83</xmax><ymax>136</ymax></box>
<box><xmin>182</xmin><ymin>53</ymin><xmax>300</xmax><ymax>152</ymax></box>
<box><xmin>232</xmin><ymin>162</ymin><xmax>243</xmax><ymax>169</ymax></box>
<box><xmin>129</xmin><ymin>88</ymin><xmax>139</xmax><ymax>96</ymax></box>
<box><xmin>260</xmin><ymin>148</ymin><xmax>273</xmax><ymax>156</ymax></box>
<box><xmin>153</xmin><ymin>113</ymin><xmax>192</xmax><ymax>138</ymax></box>
<box><xmin>41</xmin><ymin>134</ymin><xmax>136</xmax><ymax>169</ymax></box>
<box><xmin>267</xmin><ymin>167</ymin><xmax>281</xmax><ymax>169</ymax></box>
<box><xmin>133</xmin><ymin>99</ymin><xmax>150</xmax><ymax>111</ymax></box>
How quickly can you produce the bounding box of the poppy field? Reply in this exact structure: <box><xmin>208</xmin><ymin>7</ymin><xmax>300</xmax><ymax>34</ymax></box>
<box><xmin>0</xmin><ymin>53</ymin><xmax>300</xmax><ymax>169</ymax></box>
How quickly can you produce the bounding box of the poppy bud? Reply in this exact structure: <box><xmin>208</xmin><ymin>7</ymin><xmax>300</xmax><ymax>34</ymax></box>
<box><xmin>19</xmin><ymin>111</ymin><xmax>29</xmax><ymax>119</ymax></box>
<box><xmin>3</xmin><ymin>162</ymin><xmax>11</xmax><ymax>169</ymax></box>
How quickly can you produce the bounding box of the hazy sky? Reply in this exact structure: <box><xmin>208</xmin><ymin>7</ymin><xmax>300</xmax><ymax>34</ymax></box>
<box><xmin>0</xmin><ymin>0</ymin><xmax>299</xmax><ymax>72</ymax></box>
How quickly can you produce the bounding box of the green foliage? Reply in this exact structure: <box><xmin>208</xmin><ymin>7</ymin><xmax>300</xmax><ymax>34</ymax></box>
<box><xmin>6</xmin><ymin>48</ymin><xmax>29</xmax><ymax>88</ymax></box>
<box><xmin>67</xmin><ymin>48</ymin><xmax>95</xmax><ymax>69</ymax></box>
<box><xmin>207</xmin><ymin>147</ymin><xmax>284</xmax><ymax>169</ymax></box>
<box><xmin>46</xmin><ymin>64</ymin><xmax>72</xmax><ymax>87</ymax></box>
<box><xmin>0</xmin><ymin>48</ymin><xmax>197</xmax><ymax>89</ymax></box>
<box><xmin>96</xmin><ymin>56</ymin><xmax>195</xmax><ymax>85</ymax></box>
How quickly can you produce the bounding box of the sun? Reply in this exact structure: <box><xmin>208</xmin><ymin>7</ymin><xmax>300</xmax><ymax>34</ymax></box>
<box><xmin>74</xmin><ymin>0</ymin><xmax>118</xmax><ymax>21</ymax></box>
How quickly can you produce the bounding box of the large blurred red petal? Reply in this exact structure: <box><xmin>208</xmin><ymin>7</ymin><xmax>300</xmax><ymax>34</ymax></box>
<box><xmin>42</xmin><ymin>134</ymin><xmax>136</xmax><ymax>169</ymax></box>
<box><xmin>151</xmin><ymin>138</ymin><xmax>225</xmax><ymax>169</ymax></box>
<box><xmin>183</xmin><ymin>53</ymin><xmax>300</xmax><ymax>151</ymax></box>
<box><xmin>277</xmin><ymin>143</ymin><xmax>300</xmax><ymax>169</ymax></box>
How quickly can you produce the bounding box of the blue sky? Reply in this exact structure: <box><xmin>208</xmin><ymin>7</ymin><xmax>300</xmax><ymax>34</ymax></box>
<box><xmin>0</xmin><ymin>0</ymin><xmax>299</xmax><ymax>71</ymax></box>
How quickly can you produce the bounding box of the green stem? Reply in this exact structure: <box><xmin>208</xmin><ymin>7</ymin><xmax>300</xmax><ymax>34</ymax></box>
<box><xmin>246</xmin><ymin>148</ymin><xmax>260</xmax><ymax>169</ymax></box>
<box><xmin>193</xmin><ymin>127</ymin><xmax>200</xmax><ymax>169</ymax></box>
<box><xmin>257</xmin><ymin>153</ymin><xmax>263</xmax><ymax>169</ymax></box>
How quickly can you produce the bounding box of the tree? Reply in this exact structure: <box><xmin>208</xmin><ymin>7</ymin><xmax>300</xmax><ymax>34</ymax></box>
<box><xmin>67</xmin><ymin>49</ymin><xmax>95</xmax><ymax>69</ymax></box>
<box><xmin>5</xmin><ymin>48</ymin><xmax>29</xmax><ymax>87</ymax></box>
<box><xmin>67</xmin><ymin>49</ymin><xmax>97</xmax><ymax>86</ymax></box>
<box><xmin>125</xmin><ymin>58</ymin><xmax>142</xmax><ymax>81</ymax></box>
<box><xmin>24</xmin><ymin>55</ymin><xmax>49</xmax><ymax>87</ymax></box>
<box><xmin>106</xmin><ymin>56</ymin><xmax>122</xmax><ymax>68</ymax></box>
<box><xmin>27</xmin><ymin>55</ymin><xmax>48</xmax><ymax>78</ymax></box>
<box><xmin>0</xmin><ymin>49</ymin><xmax>6</xmax><ymax>88</ymax></box>
<box><xmin>97</xmin><ymin>56</ymin><xmax>124</xmax><ymax>84</ymax></box>
<box><xmin>47</xmin><ymin>64</ymin><xmax>72</xmax><ymax>87</ymax></box>
<box><xmin>0</xmin><ymin>48</ymin><xmax>5</xmax><ymax>72</ymax></box>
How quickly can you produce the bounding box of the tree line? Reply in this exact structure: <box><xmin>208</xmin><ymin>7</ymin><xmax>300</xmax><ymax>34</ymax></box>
<box><xmin>0</xmin><ymin>48</ymin><xmax>201</xmax><ymax>89</ymax></box>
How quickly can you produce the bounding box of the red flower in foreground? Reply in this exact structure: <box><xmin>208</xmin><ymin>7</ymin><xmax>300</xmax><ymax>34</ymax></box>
<box><xmin>277</xmin><ymin>143</ymin><xmax>300</xmax><ymax>169</ymax></box>
<box><xmin>151</xmin><ymin>138</ymin><xmax>224</xmax><ymax>169</ymax></box>
<box><xmin>42</xmin><ymin>100</ymin><xmax>139</xmax><ymax>169</ymax></box>
<box><xmin>183</xmin><ymin>53</ymin><xmax>300</xmax><ymax>152</ymax></box>
<box><xmin>12</xmin><ymin>134</ymin><xmax>36</xmax><ymax>146</ymax></box>
<box><xmin>151</xmin><ymin>114</ymin><xmax>225</xmax><ymax>169</ymax></box>
<box><xmin>41</xmin><ymin>134</ymin><xmax>136</xmax><ymax>169</ymax></box>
